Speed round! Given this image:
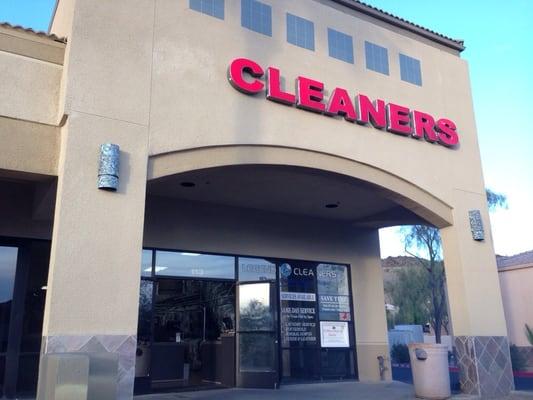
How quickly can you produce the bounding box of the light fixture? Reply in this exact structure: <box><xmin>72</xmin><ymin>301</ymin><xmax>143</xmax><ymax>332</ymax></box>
<box><xmin>180</xmin><ymin>181</ymin><xmax>196</xmax><ymax>188</ymax></box>
<box><xmin>325</xmin><ymin>203</ymin><xmax>339</xmax><ymax>209</ymax></box>
<box><xmin>98</xmin><ymin>143</ymin><xmax>120</xmax><ymax>191</ymax></box>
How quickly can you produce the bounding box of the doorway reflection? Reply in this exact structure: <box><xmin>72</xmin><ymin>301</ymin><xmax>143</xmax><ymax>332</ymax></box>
<box><xmin>143</xmin><ymin>278</ymin><xmax>236</xmax><ymax>391</ymax></box>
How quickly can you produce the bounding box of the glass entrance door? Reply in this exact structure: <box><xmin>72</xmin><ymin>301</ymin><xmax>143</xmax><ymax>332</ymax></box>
<box><xmin>149</xmin><ymin>278</ymin><xmax>236</xmax><ymax>390</ymax></box>
<box><xmin>236</xmin><ymin>282</ymin><xmax>279</xmax><ymax>388</ymax></box>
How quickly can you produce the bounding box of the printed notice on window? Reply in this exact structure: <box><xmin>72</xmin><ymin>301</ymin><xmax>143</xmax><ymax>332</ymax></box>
<box><xmin>320</xmin><ymin>321</ymin><xmax>349</xmax><ymax>348</ymax></box>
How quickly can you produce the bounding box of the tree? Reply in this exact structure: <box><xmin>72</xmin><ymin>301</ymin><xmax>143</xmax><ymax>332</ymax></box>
<box><xmin>401</xmin><ymin>225</ymin><xmax>448</xmax><ymax>344</ymax></box>
<box><xmin>394</xmin><ymin>188</ymin><xmax>508</xmax><ymax>344</ymax></box>
<box><xmin>386</xmin><ymin>266</ymin><xmax>431</xmax><ymax>326</ymax></box>
<box><xmin>486</xmin><ymin>188</ymin><xmax>508</xmax><ymax>211</ymax></box>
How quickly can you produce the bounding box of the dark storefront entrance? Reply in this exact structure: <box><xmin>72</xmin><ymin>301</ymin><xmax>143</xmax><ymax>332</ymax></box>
<box><xmin>0</xmin><ymin>238</ymin><xmax>50</xmax><ymax>398</ymax></box>
<box><xmin>134</xmin><ymin>249</ymin><xmax>357</xmax><ymax>394</ymax></box>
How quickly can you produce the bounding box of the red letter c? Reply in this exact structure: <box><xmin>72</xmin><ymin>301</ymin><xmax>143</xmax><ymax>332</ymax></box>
<box><xmin>228</xmin><ymin>58</ymin><xmax>265</xmax><ymax>94</ymax></box>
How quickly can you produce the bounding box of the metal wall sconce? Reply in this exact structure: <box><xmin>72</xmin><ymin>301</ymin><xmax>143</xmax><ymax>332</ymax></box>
<box><xmin>98</xmin><ymin>143</ymin><xmax>120</xmax><ymax>191</ymax></box>
<box><xmin>468</xmin><ymin>210</ymin><xmax>485</xmax><ymax>241</ymax></box>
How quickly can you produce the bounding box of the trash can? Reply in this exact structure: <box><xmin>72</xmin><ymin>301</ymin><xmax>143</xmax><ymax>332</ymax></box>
<box><xmin>408</xmin><ymin>343</ymin><xmax>451</xmax><ymax>399</ymax></box>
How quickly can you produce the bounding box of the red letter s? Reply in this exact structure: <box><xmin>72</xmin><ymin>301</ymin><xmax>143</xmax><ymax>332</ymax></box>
<box><xmin>436</xmin><ymin>118</ymin><xmax>459</xmax><ymax>147</ymax></box>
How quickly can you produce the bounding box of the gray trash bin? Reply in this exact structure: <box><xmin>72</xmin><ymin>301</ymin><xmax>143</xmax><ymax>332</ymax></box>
<box><xmin>408</xmin><ymin>343</ymin><xmax>451</xmax><ymax>399</ymax></box>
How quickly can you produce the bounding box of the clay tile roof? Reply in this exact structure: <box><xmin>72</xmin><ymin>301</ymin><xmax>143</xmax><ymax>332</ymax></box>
<box><xmin>332</xmin><ymin>0</ymin><xmax>465</xmax><ymax>52</ymax></box>
<box><xmin>0</xmin><ymin>21</ymin><xmax>66</xmax><ymax>43</ymax></box>
<box><xmin>497</xmin><ymin>250</ymin><xmax>533</xmax><ymax>268</ymax></box>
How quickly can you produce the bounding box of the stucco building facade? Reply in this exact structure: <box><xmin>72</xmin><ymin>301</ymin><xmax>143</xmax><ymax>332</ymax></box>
<box><xmin>498</xmin><ymin>252</ymin><xmax>533</xmax><ymax>369</ymax></box>
<box><xmin>0</xmin><ymin>0</ymin><xmax>514</xmax><ymax>398</ymax></box>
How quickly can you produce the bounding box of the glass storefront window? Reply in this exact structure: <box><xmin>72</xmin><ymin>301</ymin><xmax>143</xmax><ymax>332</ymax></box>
<box><xmin>137</xmin><ymin>280</ymin><xmax>153</xmax><ymax>343</ymax></box>
<box><xmin>0</xmin><ymin>246</ymin><xmax>17</xmax><ymax>354</ymax></box>
<box><xmin>281</xmin><ymin>349</ymin><xmax>320</xmax><ymax>380</ymax></box>
<box><xmin>279</xmin><ymin>261</ymin><xmax>318</xmax><ymax>348</ymax></box>
<box><xmin>155</xmin><ymin>251</ymin><xmax>235</xmax><ymax>279</ymax></box>
<box><xmin>238</xmin><ymin>283</ymin><xmax>273</xmax><ymax>331</ymax></box>
<box><xmin>317</xmin><ymin>264</ymin><xmax>349</xmax><ymax>295</ymax></box>
<box><xmin>239</xmin><ymin>333</ymin><xmax>276</xmax><ymax>372</ymax></box>
<box><xmin>141</xmin><ymin>249</ymin><xmax>153</xmax><ymax>277</ymax></box>
<box><xmin>238</xmin><ymin>257</ymin><xmax>276</xmax><ymax>282</ymax></box>
<box><xmin>320</xmin><ymin>349</ymin><xmax>355</xmax><ymax>378</ymax></box>
<box><xmin>317</xmin><ymin>264</ymin><xmax>351</xmax><ymax>321</ymax></box>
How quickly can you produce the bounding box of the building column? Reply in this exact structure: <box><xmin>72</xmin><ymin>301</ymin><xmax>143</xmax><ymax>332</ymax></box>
<box><xmin>351</xmin><ymin>229</ymin><xmax>392</xmax><ymax>382</ymax></box>
<box><xmin>440</xmin><ymin>189</ymin><xmax>514</xmax><ymax>397</ymax></box>
<box><xmin>37</xmin><ymin>113</ymin><xmax>149</xmax><ymax>400</ymax></box>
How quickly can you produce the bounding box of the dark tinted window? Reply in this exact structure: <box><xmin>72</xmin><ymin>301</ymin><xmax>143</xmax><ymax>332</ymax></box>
<box><xmin>400</xmin><ymin>53</ymin><xmax>422</xmax><ymax>86</ymax></box>
<box><xmin>287</xmin><ymin>13</ymin><xmax>314</xmax><ymax>51</ymax></box>
<box><xmin>365</xmin><ymin>41</ymin><xmax>389</xmax><ymax>75</ymax></box>
<box><xmin>155</xmin><ymin>251</ymin><xmax>235</xmax><ymax>279</ymax></box>
<box><xmin>190</xmin><ymin>0</ymin><xmax>224</xmax><ymax>20</ymax></box>
<box><xmin>328</xmin><ymin>28</ymin><xmax>354</xmax><ymax>64</ymax></box>
<box><xmin>238</xmin><ymin>257</ymin><xmax>276</xmax><ymax>282</ymax></box>
<box><xmin>241</xmin><ymin>0</ymin><xmax>272</xmax><ymax>36</ymax></box>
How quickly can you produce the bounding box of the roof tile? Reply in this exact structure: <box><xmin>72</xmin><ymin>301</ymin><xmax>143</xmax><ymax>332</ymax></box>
<box><xmin>0</xmin><ymin>21</ymin><xmax>66</xmax><ymax>43</ymax></box>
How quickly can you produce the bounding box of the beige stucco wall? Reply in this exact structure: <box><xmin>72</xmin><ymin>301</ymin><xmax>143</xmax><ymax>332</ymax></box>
<box><xmin>42</xmin><ymin>112</ymin><xmax>149</xmax><ymax>336</ymax></box>
<box><xmin>49</xmin><ymin>0</ymin><xmax>76</xmax><ymax>40</ymax></box>
<box><xmin>147</xmin><ymin>0</ymin><xmax>484</xmax><ymax>206</ymax></box>
<box><xmin>0</xmin><ymin>117</ymin><xmax>59</xmax><ymax>176</ymax></box>
<box><xmin>499</xmin><ymin>265</ymin><xmax>533</xmax><ymax>346</ymax></box>
<box><xmin>0</xmin><ymin>27</ymin><xmax>64</xmax><ymax>177</ymax></box>
<box><xmin>0</xmin><ymin>26</ymin><xmax>65</xmax><ymax>65</ymax></box>
<box><xmin>0</xmin><ymin>48</ymin><xmax>62</xmax><ymax>125</ymax></box>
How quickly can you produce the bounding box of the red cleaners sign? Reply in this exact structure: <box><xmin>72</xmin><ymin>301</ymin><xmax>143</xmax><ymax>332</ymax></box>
<box><xmin>228</xmin><ymin>57</ymin><xmax>459</xmax><ymax>148</ymax></box>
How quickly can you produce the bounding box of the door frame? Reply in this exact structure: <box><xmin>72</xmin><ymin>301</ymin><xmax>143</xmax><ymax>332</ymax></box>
<box><xmin>0</xmin><ymin>237</ymin><xmax>51</xmax><ymax>398</ymax></box>
<box><xmin>235</xmin><ymin>280</ymin><xmax>280</xmax><ymax>389</ymax></box>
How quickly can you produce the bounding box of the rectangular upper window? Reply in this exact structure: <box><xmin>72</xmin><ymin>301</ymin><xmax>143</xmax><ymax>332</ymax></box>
<box><xmin>155</xmin><ymin>251</ymin><xmax>235</xmax><ymax>279</ymax></box>
<box><xmin>365</xmin><ymin>41</ymin><xmax>389</xmax><ymax>75</ymax></box>
<box><xmin>241</xmin><ymin>0</ymin><xmax>272</xmax><ymax>36</ymax></box>
<box><xmin>399</xmin><ymin>53</ymin><xmax>422</xmax><ymax>86</ymax></box>
<box><xmin>286</xmin><ymin>13</ymin><xmax>315</xmax><ymax>51</ymax></box>
<box><xmin>328</xmin><ymin>28</ymin><xmax>354</xmax><ymax>64</ymax></box>
<box><xmin>190</xmin><ymin>0</ymin><xmax>224</xmax><ymax>20</ymax></box>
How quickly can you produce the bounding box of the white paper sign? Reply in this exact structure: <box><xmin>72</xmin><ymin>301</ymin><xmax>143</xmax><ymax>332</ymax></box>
<box><xmin>280</xmin><ymin>291</ymin><xmax>316</xmax><ymax>302</ymax></box>
<box><xmin>320</xmin><ymin>321</ymin><xmax>349</xmax><ymax>348</ymax></box>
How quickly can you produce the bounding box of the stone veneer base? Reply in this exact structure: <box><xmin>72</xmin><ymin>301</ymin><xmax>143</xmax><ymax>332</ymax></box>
<box><xmin>454</xmin><ymin>336</ymin><xmax>514</xmax><ymax>397</ymax></box>
<box><xmin>40</xmin><ymin>334</ymin><xmax>136</xmax><ymax>400</ymax></box>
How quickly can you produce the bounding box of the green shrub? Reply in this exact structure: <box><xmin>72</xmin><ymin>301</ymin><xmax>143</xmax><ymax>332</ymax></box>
<box><xmin>510</xmin><ymin>344</ymin><xmax>527</xmax><ymax>371</ymax></box>
<box><xmin>390</xmin><ymin>343</ymin><xmax>410</xmax><ymax>364</ymax></box>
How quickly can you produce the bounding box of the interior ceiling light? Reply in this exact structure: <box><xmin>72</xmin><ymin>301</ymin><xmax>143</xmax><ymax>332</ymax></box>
<box><xmin>325</xmin><ymin>203</ymin><xmax>339</xmax><ymax>209</ymax></box>
<box><xmin>180</xmin><ymin>181</ymin><xmax>196</xmax><ymax>188</ymax></box>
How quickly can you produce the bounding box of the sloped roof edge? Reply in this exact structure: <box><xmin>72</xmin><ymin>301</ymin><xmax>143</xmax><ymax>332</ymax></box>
<box><xmin>331</xmin><ymin>0</ymin><xmax>465</xmax><ymax>52</ymax></box>
<box><xmin>0</xmin><ymin>21</ymin><xmax>66</xmax><ymax>43</ymax></box>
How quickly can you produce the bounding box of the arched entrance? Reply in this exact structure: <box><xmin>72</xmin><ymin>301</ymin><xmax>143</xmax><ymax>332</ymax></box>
<box><xmin>133</xmin><ymin>145</ymin><xmax>454</xmax><ymax>393</ymax></box>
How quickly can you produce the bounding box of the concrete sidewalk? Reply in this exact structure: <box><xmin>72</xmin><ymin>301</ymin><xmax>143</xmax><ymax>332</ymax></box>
<box><xmin>133</xmin><ymin>381</ymin><xmax>533</xmax><ymax>400</ymax></box>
